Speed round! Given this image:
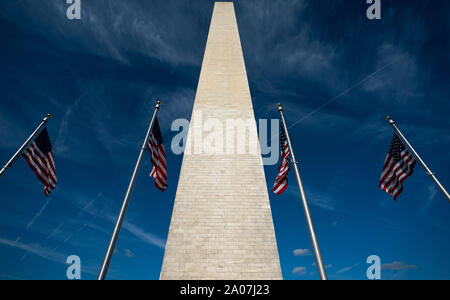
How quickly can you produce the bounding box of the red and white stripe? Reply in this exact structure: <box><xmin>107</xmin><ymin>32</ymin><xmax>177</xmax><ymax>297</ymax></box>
<box><xmin>22</xmin><ymin>141</ymin><xmax>57</xmax><ymax>196</ymax></box>
<box><xmin>379</xmin><ymin>149</ymin><xmax>416</xmax><ymax>200</ymax></box>
<box><xmin>273</xmin><ymin>142</ymin><xmax>290</xmax><ymax>195</ymax></box>
<box><xmin>147</xmin><ymin>134</ymin><xmax>167</xmax><ymax>191</ymax></box>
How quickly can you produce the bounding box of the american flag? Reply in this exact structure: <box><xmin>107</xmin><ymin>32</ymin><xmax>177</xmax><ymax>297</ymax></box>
<box><xmin>21</xmin><ymin>127</ymin><xmax>57</xmax><ymax>196</ymax></box>
<box><xmin>273</xmin><ymin>121</ymin><xmax>290</xmax><ymax>195</ymax></box>
<box><xmin>147</xmin><ymin>117</ymin><xmax>167</xmax><ymax>191</ymax></box>
<box><xmin>379</xmin><ymin>133</ymin><xmax>416</xmax><ymax>200</ymax></box>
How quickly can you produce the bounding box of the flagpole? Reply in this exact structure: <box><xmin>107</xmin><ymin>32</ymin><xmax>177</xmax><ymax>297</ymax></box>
<box><xmin>98</xmin><ymin>101</ymin><xmax>161</xmax><ymax>280</ymax></box>
<box><xmin>386</xmin><ymin>116</ymin><xmax>450</xmax><ymax>203</ymax></box>
<box><xmin>277</xmin><ymin>103</ymin><xmax>328</xmax><ymax>280</ymax></box>
<box><xmin>0</xmin><ymin>114</ymin><xmax>52</xmax><ymax>178</ymax></box>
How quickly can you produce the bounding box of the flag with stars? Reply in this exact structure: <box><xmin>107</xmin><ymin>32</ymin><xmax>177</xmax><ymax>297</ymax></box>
<box><xmin>273</xmin><ymin>121</ymin><xmax>290</xmax><ymax>195</ymax></box>
<box><xmin>147</xmin><ymin>117</ymin><xmax>167</xmax><ymax>191</ymax></box>
<box><xmin>379</xmin><ymin>133</ymin><xmax>416</xmax><ymax>200</ymax></box>
<box><xmin>21</xmin><ymin>127</ymin><xmax>57</xmax><ymax>196</ymax></box>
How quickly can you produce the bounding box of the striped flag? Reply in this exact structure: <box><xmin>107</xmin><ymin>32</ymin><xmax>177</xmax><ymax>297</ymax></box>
<box><xmin>21</xmin><ymin>127</ymin><xmax>57</xmax><ymax>196</ymax></box>
<box><xmin>273</xmin><ymin>121</ymin><xmax>290</xmax><ymax>195</ymax></box>
<box><xmin>379</xmin><ymin>133</ymin><xmax>416</xmax><ymax>200</ymax></box>
<box><xmin>147</xmin><ymin>117</ymin><xmax>167</xmax><ymax>191</ymax></box>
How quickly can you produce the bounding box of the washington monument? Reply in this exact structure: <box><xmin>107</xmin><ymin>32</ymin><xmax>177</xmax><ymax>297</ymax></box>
<box><xmin>160</xmin><ymin>2</ymin><xmax>282</xmax><ymax>280</ymax></box>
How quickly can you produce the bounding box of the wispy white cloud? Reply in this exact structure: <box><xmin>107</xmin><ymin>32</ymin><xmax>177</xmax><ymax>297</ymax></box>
<box><xmin>292</xmin><ymin>266</ymin><xmax>307</xmax><ymax>276</ymax></box>
<box><xmin>293</xmin><ymin>248</ymin><xmax>310</xmax><ymax>256</ymax></box>
<box><xmin>43</xmin><ymin>0</ymin><xmax>205</xmax><ymax>66</ymax></box>
<box><xmin>0</xmin><ymin>236</ymin><xmax>66</xmax><ymax>264</ymax></box>
<box><xmin>0</xmin><ymin>231</ymin><xmax>105</xmax><ymax>278</ymax></box>
<box><xmin>381</xmin><ymin>261</ymin><xmax>418</xmax><ymax>271</ymax></box>
<box><xmin>286</xmin><ymin>186</ymin><xmax>337</xmax><ymax>212</ymax></box>
<box><xmin>309</xmin><ymin>194</ymin><xmax>336</xmax><ymax>211</ymax></box>
<box><xmin>122</xmin><ymin>221</ymin><xmax>165</xmax><ymax>249</ymax></box>
<box><xmin>73</xmin><ymin>193</ymin><xmax>166</xmax><ymax>249</ymax></box>
<box><xmin>53</xmin><ymin>94</ymin><xmax>84</xmax><ymax>157</ymax></box>
<box><xmin>336</xmin><ymin>262</ymin><xmax>360</xmax><ymax>274</ymax></box>
<box><xmin>63</xmin><ymin>224</ymin><xmax>88</xmax><ymax>243</ymax></box>
<box><xmin>239</xmin><ymin>0</ymin><xmax>336</xmax><ymax>81</ymax></box>
<box><xmin>15</xmin><ymin>198</ymin><xmax>52</xmax><ymax>244</ymax></box>
<box><xmin>26</xmin><ymin>198</ymin><xmax>51</xmax><ymax>229</ymax></box>
<box><xmin>312</xmin><ymin>262</ymin><xmax>332</xmax><ymax>269</ymax></box>
<box><xmin>124</xmin><ymin>249</ymin><xmax>134</xmax><ymax>258</ymax></box>
<box><xmin>421</xmin><ymin>184</ymin><xmax>438</xmax><ymax>215</ymax></box>
<box><xmin>362</xmin><ymin>43</ymin><xmax>418</xmax><ymax>96</ymax></box>
<box><xmin>45</xmin><ymin>222</ymin><xmax>65</xmax><ymax>240</ymax></box>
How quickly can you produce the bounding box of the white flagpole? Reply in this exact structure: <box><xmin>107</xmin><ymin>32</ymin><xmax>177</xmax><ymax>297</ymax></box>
<box><xmin>386</xmin><ymin>116</ymin><xmax>450</xmax><ymax>203</ymax></box>
<box><xmin>0</xmin><ymin>114</ymin><xmax>52</xmax><ymax>178</ymax></box>
<box><xmin>277</xmin><ymin>103</ymin><xmax>328</xmax><ymax>280</ymax></box>
<box><xmin>98</xmin><ymin>101</ymin><xmax>161</xmax><ymax>280</ymax></box>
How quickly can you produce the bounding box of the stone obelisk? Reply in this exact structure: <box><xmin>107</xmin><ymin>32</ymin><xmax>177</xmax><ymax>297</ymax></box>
<box><xmin>160</xmin><ymin>2</ymin><xmax>282</xmax><ymax>280</ymax></box>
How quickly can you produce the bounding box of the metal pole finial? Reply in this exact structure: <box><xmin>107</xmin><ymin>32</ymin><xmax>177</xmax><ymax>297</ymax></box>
<box><xmin>156</xmin><ymin>101</ymin><xmax>161</xmax><ymax>109</ymax></box>
<box><xmin>277</xmin><ymin>103</ymin><xmax>283</xmax><ymax>111</ymax></box>
<box><xmin>43</xmin><ymin>114</ymin><xmax>53</xmax><ymax>122</ymax></box>
<box><xmin>386</xmin><ymin>116</ymin><xmax>394</xmax><ymax>125</ymax></box>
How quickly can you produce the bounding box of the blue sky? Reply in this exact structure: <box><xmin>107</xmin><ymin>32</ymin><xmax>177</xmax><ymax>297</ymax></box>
<box><xmin>0</xmin><ymin>0</ymin><xmax>449</xmax><ymax>280</ymax></box>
